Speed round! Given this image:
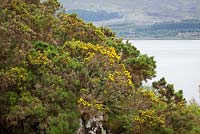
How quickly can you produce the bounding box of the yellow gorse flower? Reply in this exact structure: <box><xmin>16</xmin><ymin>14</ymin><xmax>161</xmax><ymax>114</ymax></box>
<box><xmin>28</xmin><ymin>51</ymin><xmax>50</xmax><ymax>65</ymax></box>
<box><xmin>64</xmin><ymin>41</ymin><xmax>121</xmax><ymax>62</ymax></box>
<box><xmin>134</xmin><ymin>110</ymin><xmax>165</xmax><ymax>128</ymax></box>
<box><xmin>78</xmin><ymin>98</ymin><xmax>105</xmax><ymax>110</ymax></box>
<box><xmin>108</xmin><ymin>73</ymin><xmax>115</xmax><ymax>81</ymax></box>
<box><xmin>78</xmin><ymin>98</ymin><xmax>92</xmax><ymax>107</ymax></box>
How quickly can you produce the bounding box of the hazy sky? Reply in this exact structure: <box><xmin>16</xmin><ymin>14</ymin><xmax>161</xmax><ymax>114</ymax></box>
<box><xmin>59</xmin><ymin>0</ymin><xmax>200</xmax><ymax>24</ymax></box>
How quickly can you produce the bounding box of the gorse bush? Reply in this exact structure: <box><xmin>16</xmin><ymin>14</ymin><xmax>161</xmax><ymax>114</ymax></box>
<box><xmin>0</xmin><ymin>0</ymin><xmax>200</xmax><ymax>134</ymax></box>
<box><xmin>0</xmin><ymin>41</ymin><xmax>80</xmax><ymax>134</ymax></box>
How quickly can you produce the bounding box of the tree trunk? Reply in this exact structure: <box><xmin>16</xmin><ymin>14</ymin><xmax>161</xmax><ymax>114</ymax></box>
<box><xmin>77</xmin><ymin>115</ymin><xmax>106</xmax><ymax>134</ymax></box>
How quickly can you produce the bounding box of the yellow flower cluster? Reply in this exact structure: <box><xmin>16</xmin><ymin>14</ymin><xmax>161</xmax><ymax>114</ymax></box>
<box><xmin>84</xmin><ymin>52</ymin><xmax>95</xmax><ymax>62</ymax></box>
<box><xmin>134</xmin><ymin>110</ymin><xmax>165</xmax><ymax>128</ymax></box>
<box><xmin>107</xmin><ymin>67</ymin><xmax>133</xmax><ymax>87</ymax></box>
<box><xmin>107</xmin><ymin>71</ymin><xmax>124</xmax><ymax>82</ymax></box>
<box><xmin>65</xmin><ymin>41</ymin><xmax>121</xmax><ymax>62</ymax></box>
<box><xmin>142</xmin><ymin>90</ymin><xmax>159</xmax><ymax>103</ymax></box>
<box><xmin>121</xmin><ymin>63</ymin><xmax>126</xmax><ymax>70</ymax></box>
<box><xmin>78</xmin><ymin>98</ymin><xmax>92</xmax><ymax>107</ymax></box>
<box><xmin>78</xmin><ymin>98</ymin><xmax>104</xmax><ymax>110</ymax></box>
<box><xmin>120</xmin><ymin>64</ymin><xmax>133</xmax><ymax>86</ymax></box>
<box><xmin>127</xmin><ymin>79</ymin><xmax>133</xmax><ymax>86</ymax></box>
<box><xmin>11</xmin><ymin>68</ymin><xmax>27</xmax><ymax>82</ymax></box>
<box><xmin>10</xmin><ymin>67</ymin><xmax>29</xmax><ymax>90</ymax></box>
<box><xmin>108</xmin><ymin>73</ymin><xmax>115</xmax><ymax>81</ymax></box>
<box><xmin>28</xmin><ymin>52</ymin><xmax>50</xmax><ymax>65</ymax></box>
<box><xmin>124</xmin><ymin>70</ymin><xmax>131</xmax><ymax>79</ymax></box>
<box><xmin>94</xmin><ymin>104</ymin><xmax>104</xmax><ymax>110</ymax></box>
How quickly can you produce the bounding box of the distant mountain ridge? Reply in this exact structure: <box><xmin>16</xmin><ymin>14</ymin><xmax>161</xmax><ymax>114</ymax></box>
<box><xmin>107</xmin><ymin>20</ymin><xmax>200</xmax><ymax>39</ymax></box>
<box><xmin>66</xmin><ymin>9</ymin><xmax>122</xmax><ymax>22</ymax></box>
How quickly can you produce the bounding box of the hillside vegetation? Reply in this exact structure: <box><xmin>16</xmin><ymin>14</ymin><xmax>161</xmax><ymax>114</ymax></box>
<box><xmin>0</xmin><ymin>0</ymin><xmax>200</xmax><ymax>134</ymax></box>
<box><xmin>107</xmin><ymin>20</ymin><xmax>200</xmax><ymax>39</ymax></box>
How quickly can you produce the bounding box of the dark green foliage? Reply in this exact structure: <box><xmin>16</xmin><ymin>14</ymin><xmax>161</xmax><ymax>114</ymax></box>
<box><xmin>152</xmin><ymin>77</ymin><xmax>186</xmax><ymax>104</ymax></box>
<box><xmin>0</xmin><ymin>42</ymin><xmax>80</xmax><ymax>134</ymax></box>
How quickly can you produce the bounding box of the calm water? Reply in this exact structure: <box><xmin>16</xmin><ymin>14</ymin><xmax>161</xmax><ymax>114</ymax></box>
<box><xmin>129</xmin><ymin>40</ymin><xmax>200</xmax><ymax>102</ymax></box>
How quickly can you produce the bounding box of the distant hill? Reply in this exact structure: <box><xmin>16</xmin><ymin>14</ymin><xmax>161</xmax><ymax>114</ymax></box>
<box><xmin>107</xmin><ymin>20</ymin><xmax>200</xmax><ymax>39</ymax></box>
<box><xmin>66</xmin><ymin>9</ymin><xmax>122</xmax><ymax>22</ymax></box>
<box><xmin>61</xmin><ymin>0</ymin><xmax>200</xmax><ymax>39</ymax></box>
<box><xmin>60</xmin><ymin>0</ymin><xmax>200</xmax><ymax>24</ymax></box>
